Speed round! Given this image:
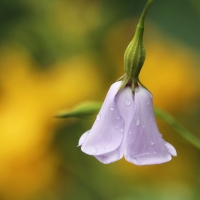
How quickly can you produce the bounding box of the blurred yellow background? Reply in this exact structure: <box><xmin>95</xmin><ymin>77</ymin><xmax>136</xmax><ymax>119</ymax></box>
<box><xmin>0</xmin><ymin>0</ymin><xmax>200</xmax><ymax>199</ymax></box>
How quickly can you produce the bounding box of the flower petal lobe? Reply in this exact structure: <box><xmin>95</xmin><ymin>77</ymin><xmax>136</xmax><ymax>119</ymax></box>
<box><xmin>165</xmin><ymin>142</ymin><xmax>177</xmax><ymax>156</ymax></box>
<box><xmin>78</xmin><ymin>130</ymin><xmax>90</xmax><ymax>146</ymax></box>
<box><xmin>125</xmin><ymin>86</ymin><xmax>175</xmax><ymax>165</ymax></box>
<box><xmin>95</xmin><ymin>148</ymin><xmax>123</xmax><ymax>164</ymax></box>
<box><xmin>81</xmin><ymin>82</ymin><xmax>124</xmax><ymax>155</ymax></box>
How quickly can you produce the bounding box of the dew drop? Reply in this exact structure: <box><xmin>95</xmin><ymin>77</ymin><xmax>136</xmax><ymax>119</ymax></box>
<box><xmin>120</xmin><ymin>129</ymin><xmax>123</xmax><ymax>133</ymax></box>
<box><xmin>121</xmin><ymin>118</ymin><xmax>125</xmax><ymax>125</ymax></box>
<box><xmin>154</xmin><ymin>151</ymin><xmax>156</xmax><ymax>154</ymax></box>
<box><xmin>110</xmin><ymin>107</ymin><xmax>114</xmax><ymax>111</ymax></box>
<box><xmin>125</xmin><ymin>99</ymin><xmax>132</xmax><ymax>106</ymax></box>
<box><xmin>135</xmin><ymin>118</ymin><xmax>140</xmax><ymax>126</ymax></box>
<box><xmin>96</xmin><ymin>114</ymin><xmax>101</xmax><ymax>121</ymax></box>
<box><xmin>146</xmin><ymin>102</ymin><xmax>149</xmax><ymax>106</ymax></box>
<box><xmin>143</xmin><ymin>125</ymin><xmax>145</xmax><ymax>128</ymax></box>
<box><xmin>128</xmin><ymin>131</ymin><xmax>132</xmax><ymax>135</ymax></box>
<box><xmin>115</xmin><ymin>126</ymin><xmax>118</xmax><ymax>129</ymax></box>
<box><xmin>151</xmin><ymin>142</ymin><xmax>155</xmax><ymax>146</ymax></box>
<box><xmin>117</xmin><ymin>116</ymin><xmax>120</xmax><ymax>120</ymax></box>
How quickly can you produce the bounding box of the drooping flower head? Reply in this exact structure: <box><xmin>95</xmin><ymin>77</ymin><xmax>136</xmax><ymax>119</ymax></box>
<box><xmin>79</xmin><ymin>82</ymin><xmax>176</xmax><ymax>165</ymax></box>
<box><xmin>79</xmin><ymin>0</ymin><xmax>177</xmax><ymax>165</ymax></box>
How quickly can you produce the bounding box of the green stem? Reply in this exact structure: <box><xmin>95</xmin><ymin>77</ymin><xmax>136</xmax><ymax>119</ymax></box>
<box><xmin>138</xmin><ymin>0</ymin><xmax>155</xmax><ymax>29</ymax></box>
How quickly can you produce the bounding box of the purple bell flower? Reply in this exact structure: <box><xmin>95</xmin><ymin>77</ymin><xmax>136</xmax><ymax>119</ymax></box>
<box><xmin>78</xmin><ymin>81</ymin><xmax>177</xmax><ymax>165</ymax></box>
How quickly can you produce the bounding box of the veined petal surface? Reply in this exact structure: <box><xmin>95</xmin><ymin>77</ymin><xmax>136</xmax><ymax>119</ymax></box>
<box><xmin>78</xmin><ymin>130</ymin><xmax>90</xmax><ymax>146</ymax></box>
<box><xmin>125</xmin><ymin>86</ymin><xmax>176</xmax><ymax>165</ymax></box>
<box><xmin>95</xmin><ymin>148</ymin><xmax>123</xmax><ymax>164</ymax></box>
<box><xmin>81</xmin><ymin>82</ymin><xmax>124</xmax><ymax>155</ymax></box>
<box><xmin>115</xmin><ymin>86</ymin><xmax>135</xmax><ymax>135</ymax></box>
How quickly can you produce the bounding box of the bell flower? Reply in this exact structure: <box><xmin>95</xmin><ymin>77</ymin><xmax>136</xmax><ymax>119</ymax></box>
<box><xmin>78</xmin><ymin>81</ymin><xmax>177</xmax><ymax>165</ymax></box>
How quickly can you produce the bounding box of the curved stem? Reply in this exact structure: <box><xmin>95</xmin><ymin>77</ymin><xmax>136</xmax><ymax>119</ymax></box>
<box><xmin>138</xmin><ymin>0</ymin><xmax>155</xmax><ymax>28</ymax></box>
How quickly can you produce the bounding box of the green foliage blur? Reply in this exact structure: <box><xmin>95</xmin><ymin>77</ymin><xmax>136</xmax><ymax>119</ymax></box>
<box><xmin>0</xmin><ymin>0</ymin><xmax>200</xmax><ymax>200</ymax></box>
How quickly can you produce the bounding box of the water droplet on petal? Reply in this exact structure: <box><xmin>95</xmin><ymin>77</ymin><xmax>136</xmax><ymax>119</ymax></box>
<box><xmin>125</xmin><ymin>99</ymin><xmax>132</xmax><ymax>106</ymax></box>
<box><xmin>151</xmin><ymin>142</ymin><xmax>155</xmax><ymax>146</ymax></box>
<box><xmin>136</xmin><ymin>118</ymin><xmax>140</xmax><ymax>126</ymax></box>
<box><xmin>146</xmin><ymin>102</ymin><xmax>149</xmax><ymax>106</ymax></box>
<box><xmin>110</xmin><ymin>107</ymin><xmax>114</xmax><ymax>111</ymax></box>
<box><xmin>121</xmin><ymin>118</ymin><xmax>125</xmax><ymax>125</ymax></box>
<box><xmin>120</xmin><ymin>129</ymin><xmax>123</xmax><ymax>133</ymax></box>
<box><xmin>117</xmin><ymin>116</ymin><xmax>120</xmax><ymax>120</ymax></box>
<box><xmin>143</xmin><ymin>125</ymin><xmax>145</xmax><ymax>128</ymax></box>
<box><xmin>96</xmin><ymin>114</ymin><xmax>101</xmax><ymax>121</ymax></box>
<box><xmin>128</xmin><ymin>131</ymin><xmax>132</xmax><ymax>135</ymax></box>
<box><xmin>154</xmin><ymin>152</ymin><xmax>156</xmax><ymax>154</ymax></box>
<box><xmin>115</xmin><ymin>126</ymin><xmax>118</xmax><ymax>129</ymax></box>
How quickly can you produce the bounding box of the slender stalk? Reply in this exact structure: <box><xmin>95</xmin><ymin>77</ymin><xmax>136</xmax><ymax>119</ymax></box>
<box><xmin>138</xmin><ymin>0</ymin><xmax>155</xmax><ymax>28</ymax></box>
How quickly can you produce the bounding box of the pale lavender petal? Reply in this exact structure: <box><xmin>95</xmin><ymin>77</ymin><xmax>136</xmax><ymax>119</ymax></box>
<box><xmin>78</xmin><ymin>130</ymin><xmax>90</xmax><ymax>146</ymax></box>
<box><xmin>95</xmin><ymin>148</ymin><xmax>123</xmax><ymax>164</ymax></box>
<box><xmin>115</xmin><ymin>86</ymin><xmax>135</xmax><ymax>134</ymax></box>
<box><xmin>81</xmin><ymin>81</ymin><xmax>124</xmax><ymax>155</ymax></box>
<box><xmin>165</xmin><ymin>142</ymin><xmax>177</xmax><ymax>156</ymax></box>
<box><xmin>124</xmin><ymin>86</ymin><xmax>176</xmax><ymax>165</ymax></box>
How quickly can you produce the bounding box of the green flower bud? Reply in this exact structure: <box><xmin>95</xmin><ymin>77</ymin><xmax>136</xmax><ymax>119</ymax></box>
<box><xmin>119</xmin><ymin>0</ymin><xmax>154</xmax><ymax>92</ymax></box>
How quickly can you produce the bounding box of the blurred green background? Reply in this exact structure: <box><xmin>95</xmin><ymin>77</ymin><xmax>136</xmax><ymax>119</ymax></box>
<box><xmin>0</xmin><ymin>0</ymin><xmax>200</xmax><ymax>199</ymax></box>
